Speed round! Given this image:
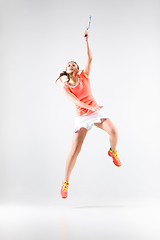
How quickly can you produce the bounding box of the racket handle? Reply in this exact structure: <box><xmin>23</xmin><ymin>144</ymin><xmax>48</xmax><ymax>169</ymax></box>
<box><xmin>85</xmin><ymin>27</ymin><xmax>89</xmax><ymax>37</ymax></box>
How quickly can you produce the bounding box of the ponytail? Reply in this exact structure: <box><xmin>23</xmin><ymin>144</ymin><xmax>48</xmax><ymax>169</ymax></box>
<box><xmin>55</xmin><ymin>71</ymin><xmax>70</xmax><ymax>84</ymax></box>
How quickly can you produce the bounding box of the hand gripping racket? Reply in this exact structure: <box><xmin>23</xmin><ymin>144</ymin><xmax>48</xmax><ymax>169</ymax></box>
<box><xmin>85</xmin><ymin>15</ymin><xmax>92</xmax><ymax>37</ymax></box>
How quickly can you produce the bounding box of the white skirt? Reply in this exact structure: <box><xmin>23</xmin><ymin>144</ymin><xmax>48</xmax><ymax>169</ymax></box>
<box><xmin>73</xmin><ymin>109</ymin><xmax>109</xmax><ymax>133</ymax></box>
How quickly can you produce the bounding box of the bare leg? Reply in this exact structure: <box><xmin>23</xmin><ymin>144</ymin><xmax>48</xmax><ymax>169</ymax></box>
<box><xmin>94</xmin><ymin>118</ymin><xmax>118</xmax><ymax>152</ymax></box>
<box><xmin>64</xmin><ymin>127</ymin><xmax>88</xmax><ymax>182</ymax></box>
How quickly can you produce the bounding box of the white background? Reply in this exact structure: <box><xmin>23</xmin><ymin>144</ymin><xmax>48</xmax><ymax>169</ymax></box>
<box><xmin>1</xmin><ymin>0</ymin><xmax>160</xmax><ymax>206</ymax></box>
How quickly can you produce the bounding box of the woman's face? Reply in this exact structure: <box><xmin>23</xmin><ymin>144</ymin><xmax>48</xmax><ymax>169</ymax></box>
<box><xmin>66</xmin><ymin>62</ymin><xmax>79</xmax><ymax>74</ymax></box>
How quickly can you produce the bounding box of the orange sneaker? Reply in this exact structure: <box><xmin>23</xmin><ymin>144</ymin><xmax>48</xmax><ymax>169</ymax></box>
<box><xmin>60</xmin><ymin>180</ymin><xmax>69</xmax><ymax>199</ymax></box>
<box><xmin>108</xmin><ymin>148</ymin><xmax>121</xmax><ymax>167</ymax></box>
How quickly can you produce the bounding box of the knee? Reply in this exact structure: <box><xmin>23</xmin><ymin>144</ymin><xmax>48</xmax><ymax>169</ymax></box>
<box><xmin>110</xmin><ymin>127</ymin><xmax>118</xmax><ymax>137</ymax></box>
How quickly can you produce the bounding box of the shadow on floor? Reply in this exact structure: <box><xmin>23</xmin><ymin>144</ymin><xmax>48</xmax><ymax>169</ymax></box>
<box><xmin>72</xmin><ymin>205</ymin><xmax>125</xmax><ymax>209</ymax></box>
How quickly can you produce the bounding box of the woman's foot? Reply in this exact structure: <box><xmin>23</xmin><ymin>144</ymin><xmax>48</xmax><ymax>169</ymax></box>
<box><xmin>60</xmin><ymin>180</ymin><xmax>69</xmax><ymax>198</ymax></box>
<box><xmin>108</xmin><ymin>148</ymin><xmax>121</xmax><ymax>167</ymax></box>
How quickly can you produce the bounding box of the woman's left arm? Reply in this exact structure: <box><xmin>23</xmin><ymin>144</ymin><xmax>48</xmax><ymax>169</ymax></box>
<box><xmin>83</xmin><ymin>30</ymin><xmax>92</xmax><ymax>78</ymax></box>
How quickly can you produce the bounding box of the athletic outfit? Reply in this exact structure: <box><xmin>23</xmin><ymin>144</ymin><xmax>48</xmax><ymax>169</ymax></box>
<box><xmin>63</xmin><ymin>71</ymin><xmax>108</xmax><ymax>132</ymax></box>
<box><xmin>61</xmin><ymin>71</ymin><xmax>121</xmax><ymax>199</ymax></box>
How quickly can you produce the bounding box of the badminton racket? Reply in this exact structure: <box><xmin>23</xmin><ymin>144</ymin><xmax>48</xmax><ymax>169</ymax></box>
<box><xmin>85</xmin><ymin>15</ymin><xmax>92</xmax><ymax>37</ymax></box>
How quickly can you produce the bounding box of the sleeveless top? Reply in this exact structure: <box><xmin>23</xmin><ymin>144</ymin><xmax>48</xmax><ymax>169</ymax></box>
<box><xmin>63</xmin><ymin>71</ymin><xmax>100</xmax><ymax>116</ymax></box>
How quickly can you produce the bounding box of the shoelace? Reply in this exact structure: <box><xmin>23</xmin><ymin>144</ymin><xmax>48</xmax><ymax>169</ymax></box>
<box><xmin>112</xmin><ymin>151</ymin><xmax>119</xmax><ymax>160</ymax></box>
<box><xmin>62</xmin><ymin>182</ymin><xmax>69</xmax><ymax>192</ymax></box>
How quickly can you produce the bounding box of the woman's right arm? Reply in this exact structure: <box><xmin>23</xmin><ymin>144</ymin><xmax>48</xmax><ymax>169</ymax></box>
<box><xmin>63</xmin><ymin>88</ymin><xmax>100</xmax><ymax>111</ymax></box>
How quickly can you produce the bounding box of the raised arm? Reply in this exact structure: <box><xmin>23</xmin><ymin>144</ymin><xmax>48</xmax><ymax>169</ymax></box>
<box><xmin>83</xmin><ymin>30</ymin><xmax>93</xmax><ymax>78</ymax></box>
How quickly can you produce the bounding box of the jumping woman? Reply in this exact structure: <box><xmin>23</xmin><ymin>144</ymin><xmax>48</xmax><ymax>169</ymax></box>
<box><xmin>56</xmin><ymin>30</ymin><xmax>121</xmax><ymax>199</ymax></box>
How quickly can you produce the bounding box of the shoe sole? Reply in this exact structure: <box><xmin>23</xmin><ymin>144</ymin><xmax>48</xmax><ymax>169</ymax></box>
<box><xmin>113</xmin><ymin>162</ymin><xmax>121</xmax><ymax>167</ymax></box>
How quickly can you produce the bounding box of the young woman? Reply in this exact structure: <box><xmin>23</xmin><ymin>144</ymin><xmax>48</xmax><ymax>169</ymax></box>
<box><xmin>56</xmin><ymin>30</ymin><xmax>121</xmax><ymax>199</ymax></box>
